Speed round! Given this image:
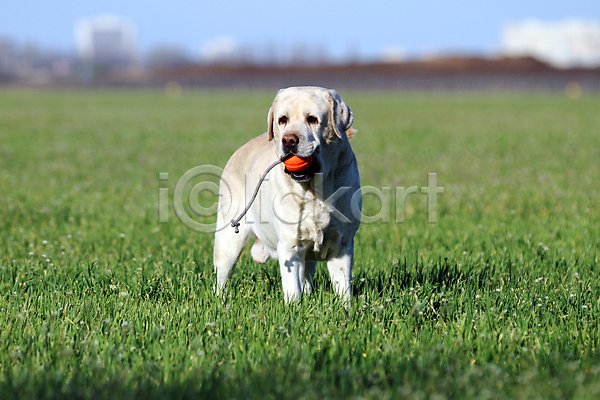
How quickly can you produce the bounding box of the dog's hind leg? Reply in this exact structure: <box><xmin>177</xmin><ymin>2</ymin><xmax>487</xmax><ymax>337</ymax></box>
<box><xmin>303</xmin><ymin>260</ymin><xmax>317</xmax><ymax>296</ymax></box>
<box><xmin>251</xmin><ymin>238</ymin><xmax>270</xmax><ymax>264</ymax></box>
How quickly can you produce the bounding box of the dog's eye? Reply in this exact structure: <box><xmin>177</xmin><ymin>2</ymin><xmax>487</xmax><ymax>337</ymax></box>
<box><xmin>306</xmin><ymin>115</ymin><xmax>318</xmax><ymax>124</ymax></box>
<box><xmin>278</xmin><ymin>116</ymin><xmax>288</xmax><ymax>125</ymax></box>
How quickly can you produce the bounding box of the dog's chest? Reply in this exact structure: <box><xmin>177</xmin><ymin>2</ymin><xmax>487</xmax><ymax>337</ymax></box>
<box><xmin>292</xmin><ymin>188</ymin><xmax>345</xmax><ymax>258</ymax></box>
<box><xmin>297</xmin><ymin>192</ymin><xmax>329</xmax><ymax>238</ymax></box>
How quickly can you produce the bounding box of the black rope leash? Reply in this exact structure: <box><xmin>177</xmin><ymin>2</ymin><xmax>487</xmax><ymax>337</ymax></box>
<box><xmin>230</xmin><ymin>157</ymin><xmax>286</xmax><ymax>233</ymax></box>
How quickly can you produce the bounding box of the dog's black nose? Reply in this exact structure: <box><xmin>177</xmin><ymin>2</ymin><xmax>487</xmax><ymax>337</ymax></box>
<box><xmin>281</xmin><ymin>134</ymin><xmax>299</xmax><ymax>153</ymax></box>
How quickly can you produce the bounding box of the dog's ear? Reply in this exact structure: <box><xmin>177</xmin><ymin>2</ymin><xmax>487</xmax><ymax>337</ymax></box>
<box><xmin>327</xmin><ymin>90</ymin><xmax>354</xmax><ymax>140</ymax></box>
<box><xmin>267</xmin><ymin>105</ymin><xmax>275</xmax><ymax>141</ymax></box>
<box><xmin>267</xmin><ymin>90</ymin><xmax>284</xmax><ymax>141</ymax></box>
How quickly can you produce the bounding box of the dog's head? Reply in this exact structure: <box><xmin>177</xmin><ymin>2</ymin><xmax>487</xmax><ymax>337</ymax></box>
<box><xmin>267</xmin><ymin>86</ymin><xmax>354</xmax><ymax>182</ymax></box>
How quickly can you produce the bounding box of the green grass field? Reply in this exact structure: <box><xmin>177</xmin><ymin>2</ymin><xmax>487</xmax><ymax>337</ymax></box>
<box><xmin>1</xmin><ymin>89</ymin><xmax>599</xmax><ymax>399</ymax></box>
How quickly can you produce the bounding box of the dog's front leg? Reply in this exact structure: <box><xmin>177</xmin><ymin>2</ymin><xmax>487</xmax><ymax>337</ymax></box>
<box><xmin>277</xmin><ymin>243</ymin><xmax>306</xmax><ymax>302</ymax></box>
<box><xmin>326</xmin><ymin>241</ymin><xmax>354</xmax><ymax>306</ymax></box>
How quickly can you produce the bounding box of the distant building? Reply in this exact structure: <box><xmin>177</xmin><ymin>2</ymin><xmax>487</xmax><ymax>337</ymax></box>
<box><xmin>76</xmin><ymin>15</ymin><xmax>137</xmax><ymax>66</ymax></box>
<box><xmin>380</xmin><ymin>46</ymin><xmax>409</xmax><ymax>63</ymax></box>
<box><xmin>502</xmin><ymin>19</ymin><xmax>600</xmax><ymax>68</ymax></box>
<box><xmin>201</xmin><ymin>36</ymin><xmax>242</xmax><ymax>65</ymax></box>
<box><xmin>146</xmin><ymin>45</ymin><xmax>190</xmax><ymax>68</ymax></box>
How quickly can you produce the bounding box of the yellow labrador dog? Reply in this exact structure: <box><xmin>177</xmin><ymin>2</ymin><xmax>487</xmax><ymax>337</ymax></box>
<box><xmin>213</xmin><ymin>86</ymin><xmax>361</xmax><ymax>304</ymax></box>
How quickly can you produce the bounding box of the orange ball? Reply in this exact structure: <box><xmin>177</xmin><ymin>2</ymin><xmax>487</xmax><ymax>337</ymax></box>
<box><xmin>284</xmin><ymin>155</ymin><xmax>313</xmax><ymax>172</ymax></box>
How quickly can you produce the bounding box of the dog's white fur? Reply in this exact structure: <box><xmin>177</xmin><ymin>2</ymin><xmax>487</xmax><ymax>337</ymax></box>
<box><xmin>213</xmin><ymin>86</ymin><xmax>361</xmax><ymax>304</ymax></box>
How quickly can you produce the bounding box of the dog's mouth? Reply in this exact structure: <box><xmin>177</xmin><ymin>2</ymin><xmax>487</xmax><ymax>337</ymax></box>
<box><xmin>282</xmin><ymin>153</ymin><xmax>320</xmax><ymax>182</ymax></box>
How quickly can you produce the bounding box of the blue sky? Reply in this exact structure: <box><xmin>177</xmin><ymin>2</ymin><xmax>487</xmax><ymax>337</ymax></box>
<box><xmin>1</xmin><ymin>0</ymin><xmax>599</xmax><ymax>59</ymax></box>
